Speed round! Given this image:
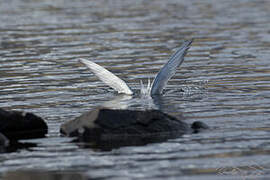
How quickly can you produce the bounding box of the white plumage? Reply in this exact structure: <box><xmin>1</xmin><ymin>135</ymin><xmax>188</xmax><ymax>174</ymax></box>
<box><xmin>79</xmin><ymin>40</ymin><xmax>193</xmax><ymax>96</ymax></box>
<box><xmin>79</xmin><ymin>59</ymin><xmax>133</xmax><ymax>95</ymax></box>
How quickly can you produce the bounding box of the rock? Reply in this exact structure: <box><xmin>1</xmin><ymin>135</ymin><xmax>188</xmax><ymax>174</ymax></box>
<box><xmin>0</xmin><ymin>108</ymin><xmax>48</xmax><ymax>140</ymax></box>
<box><xmin>60</xmin><ymin>108</ymin><xmax>193</xmax><ymax>149</ymax></box>
<box><xmin>191</xmin><ymin>121</ymin><xmax>209</xmax><ymax>133</ymax></box>
<box><xmin>0</xmin><ymin>132</ymin><xmax>9</xmax><ymax>147</ymax></box>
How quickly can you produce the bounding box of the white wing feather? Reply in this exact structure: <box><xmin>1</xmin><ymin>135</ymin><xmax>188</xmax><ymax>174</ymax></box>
<box><xmin>150</xmin><ymin>40</ymin><xmax>193</xmax><ymax>95</ymax></box>
<box><xmin>79</xmin><ymin>58</ymin><xmax>133</xmax><ymax>95</ymax></box>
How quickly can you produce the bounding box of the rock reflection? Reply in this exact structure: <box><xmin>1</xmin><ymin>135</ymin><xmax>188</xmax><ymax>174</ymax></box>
<box><xmin>0</xmin><ymin>141</ymin><xmax>37</xmax><ymax>153</ymax></box>
<box><xmin>3</xmin><ymin>170</ymin><xmax>86</xmax><ymax>180</ymax></box>
<box><xmin>75</xmin><ymin>129</ymin><xmax>186</xmax><ymax>151</ymax></box>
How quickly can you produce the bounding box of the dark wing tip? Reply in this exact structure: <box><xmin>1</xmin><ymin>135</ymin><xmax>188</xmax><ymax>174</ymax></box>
<box><xmin>183</xmin><ymin>39</ymin><xmax>193</xmax><ymax>48</ymax></box>
<box><xmin>181</xmin><ymin>39</ymin><xmax>193</xmax><ymax>56</ymax></box>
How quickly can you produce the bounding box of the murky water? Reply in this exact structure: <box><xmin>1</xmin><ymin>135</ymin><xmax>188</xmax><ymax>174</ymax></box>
<box><xmin>1</xmin><ymin>0</ymin><xmax>270</xmax><ymax>179</ymax></box>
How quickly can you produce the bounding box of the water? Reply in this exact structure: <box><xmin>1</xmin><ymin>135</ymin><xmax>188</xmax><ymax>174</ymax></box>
<box><xmin>1</xmin><ymin>0</ymin><xmax>270</xmax><ymax>179</ymax></box>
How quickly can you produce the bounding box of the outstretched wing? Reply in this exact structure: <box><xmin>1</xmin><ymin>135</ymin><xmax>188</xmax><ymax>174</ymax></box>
<box><xmin>79</xmin><ymin>58</ymin><xmax>133</xmax><ymax>95</ymax></box>
<box><xmin>150</xmin><ymin>40</ymin><xmax>193</xmax><ymax>95</ymax></box>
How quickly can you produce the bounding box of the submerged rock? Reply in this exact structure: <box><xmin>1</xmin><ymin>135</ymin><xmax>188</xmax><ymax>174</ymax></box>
<box><xmin>60</xmin><ymin>108</ymin><xmax>199</xmax><ymax>149</ymax></box>
<box><xmin>0</xmin><ymin>108</ymin><xmax>48</xmax><ymax>140</ymax></box>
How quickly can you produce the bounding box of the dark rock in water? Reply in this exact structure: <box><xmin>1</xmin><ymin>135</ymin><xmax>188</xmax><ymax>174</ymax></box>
<box><xmin>191</xmin><ymin>121</ymin><xmax>209</xmax><ymax>133</ymax></box>
<box><xmin>0</xmin><ymin>132</ymin><xmax>9</xmax><ymax>147</ymax></box>
<box><xmin>0</xmin><ymin>108</ymin><xmax>48</xmax><ymax>140</ymax></box>
<box><xmin>60</xmin><ymin>108</ymin><xmax>193</xmax><ymax>150</ymax></box>
<box><xmin>0</xmin><ymin>132</ymin><xmax>9</xmax><ymax>153</ymax></box>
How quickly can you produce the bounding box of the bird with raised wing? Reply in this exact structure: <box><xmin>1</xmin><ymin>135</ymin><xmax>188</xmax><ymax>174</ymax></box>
<box><xmin>79</xmin><ymin>39</ymin><xmax>193</xmax><ymax>97</ymax></box>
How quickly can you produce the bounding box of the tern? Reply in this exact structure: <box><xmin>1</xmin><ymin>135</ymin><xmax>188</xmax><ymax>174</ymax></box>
<box><xmin>79</xmin><ymin>39</ymin><xmax>192</xmax><ymax>96</ymax></box>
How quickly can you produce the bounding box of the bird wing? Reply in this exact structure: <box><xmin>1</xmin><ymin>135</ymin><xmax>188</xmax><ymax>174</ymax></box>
<box><xmin>150</xmin><ymin>40</ymin><xmax>193</xmax><ymax>95</ymax></box>
<box><xmin>79</xmin><ymin>58</ymin><xmax>133</xmax><ymax>95</ymax></box>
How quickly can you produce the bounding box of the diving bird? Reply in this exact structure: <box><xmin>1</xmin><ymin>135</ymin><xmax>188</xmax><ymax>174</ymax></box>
<box><xmin>79</xmin><ymin>39</ymin><xmax>193</xmax><ymax>96</ymax></box>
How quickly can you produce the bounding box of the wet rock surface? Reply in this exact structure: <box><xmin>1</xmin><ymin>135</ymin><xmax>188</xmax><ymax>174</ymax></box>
<box><xmin>0</xmin><ymin>108</ymin><xmax>48</xmax><ymax>141</ymax></box>
<box><xmin>60</xmin><ymin>108</ymin><xmax>199</xmax><ymax>149</ymax></box>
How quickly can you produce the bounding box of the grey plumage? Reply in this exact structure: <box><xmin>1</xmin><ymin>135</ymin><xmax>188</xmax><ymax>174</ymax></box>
<box><xmin>150</xmin><ymin>40</ymin><xmax>193</xmax><ymax>95</ymax></box>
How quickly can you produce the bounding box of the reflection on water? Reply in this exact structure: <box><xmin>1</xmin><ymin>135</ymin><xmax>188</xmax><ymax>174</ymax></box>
<box><xmin>1</xmin><ymin>0</ymin><xmax>270</xmax><ymax>179</ymax></box>
<box><xmin>102</xmin><ymin>94</ymin><xmax>158</xmax><ymax>110</ymax></box>
<box><xmin>3</xmin><ymin>170</ymin><xmax>86</xmax><ymax>180</ymax></box>
<box><xmin>0</xmin><ymin>142</ymin><xmax>37</xmax><ymax>154</ymax></box>
<box><xmin>101</xmin><ymin>79</ymin><xmax>208</xmax><ymax>111</ymax></box>
<box><xmin>101</xmin><ymin>94</ymin><xmax>133</xmax><ymax>109</ymax></box>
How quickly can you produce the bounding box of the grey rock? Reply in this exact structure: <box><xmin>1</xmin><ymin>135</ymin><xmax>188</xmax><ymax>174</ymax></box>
<box><xmin>0</xmin><ymin>108</ymin><xmax>48</xmax><ymax>140</ymax></box>
<box><xmin>60</xmin><ymin>108</ymin><xmax>193</xmax><ymax>149</ymax></box>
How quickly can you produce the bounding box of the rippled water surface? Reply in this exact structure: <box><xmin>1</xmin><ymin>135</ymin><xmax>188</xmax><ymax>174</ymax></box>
<box><xmin>1</xmin><ymin>0</ymin><xmax>270</xmax><ymax>179</ymax></box>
